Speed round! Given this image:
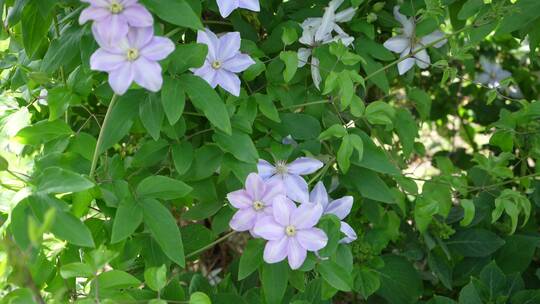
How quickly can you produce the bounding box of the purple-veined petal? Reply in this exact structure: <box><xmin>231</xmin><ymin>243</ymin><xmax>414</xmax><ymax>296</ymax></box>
<box><xmin>91</xmin><ymin>24</ymin><xmax>128</xmax><ymax>53</ymax></box>
<box><xmin>291</xmin><ymin>201</ymin><xmax>323</xmax><ymax>229</ymax></box>
<box><xmin>272</xmin><ymin>195</ymin><xmax>294</xmax><ymax>226</ymax></box>
<box><xmin>253</xmin><ymin>216</ymin><xmax>285</xmax><ymax>241</ymax></box>
<box><xmin>215</xmin><ymin>69</ymin><xmax>241</xmax><ymax>96</ymax></box>
<box><xmin>414</xmin><ymin>49</ymin><xmax>430</xmax><ymax>69</ymax></box>
<box><xmin>108</xmin><ymin>63</ymin><xmax>134</xmax><ymax>95</ymax></box>
<box><xmin>314</xmin><ymin>0</ymin><xmax>336</xmax><ymax>43</ymax></box>
<box><xmin>283</xmin><ymin>174</ymin><xmax>309</xmax><ymax>203</ymax></box>
<box><xmin>311</xmin><ymin>57</ymin><xmax>322</xmax><ymax>90</ymax></box>
<box><xmin>227</xmin><ymin>189</ymin><xmax>253</xmax><ymax>209</ymax></box>
<box><xmin>98</xmin><ymin>14</ymin><xmax>129</xmax><ymax>46</ymax></box>
<box><xmin>229</xmin><ymin>208</ymin><xmax>257</xmax><ymax>231</ymax></box>
<box><xmin>245</xmin><ymin>173</ymin><xmax>265</xmax><ymax>201</ymax></box>
<box><xmin>90</xmin><ymin>49</ymin><xmax>126</xmax><ymax>72</ymax></box>
<box><xmin>141</xmin><ymin>36</ymin><xmax>175</xmax><ymax>61</ymax></box>
<box><xmin>383</xmin><ymin>36</ymin><xmax>410</xmax><ymax>53</ymax></box>
<box><xmin>192</xmin><ymin>62</ymin><xmax>218</xmax><ymax>88</ymax></box>
<box><xmin>420</xmin><ymin>30</ymin><xmax>446</xmax><ymax>48</ymax></box>
<box><xmin>197</xmin><ymin>29</ymin><xmax>220</xmax><ymax>62</ymax></box>
<box><xmin>261</xmin><ymin>178</ymin><xmax>285</xmax><ymax>205</ymax></box>
<box><xmin>127</xmin><ymin>26</ymin><xmax>154</xmax><ymax>49</ymax></box>
<box><xmin>216</xmin><ymin>0</ymin><xmax>239</xmax><ymax>18</ymax></box>
<box><xmin>397</xmin><ymin>47</ymin><xmax>414</xmax><ymax>75</ymax></box>
<box><xmin>310</xmin><ymin>181</ymin><xmax>329</xmax><ymax>208</ymax></box>
<box><xmin>239</xmin><ymin>0</ymin><xmax>260</xmax><ymax>11</ymax></box>
<box><xmin>218</xmin><ymin>32</ymin><xmax>241</xmax><ymax>61</ymax></box>
<box><xmin>122</xmin><ymin>4</ymin><xmax>153</xmax><ymax>27</ymax></box>
<box><xmin>326</xmin><ymin>196</ymin><xmax>353</xmax><ymax>220</ymax></box>
<box><xmin>287</xmin><ymin>238</ymin><xmax>307</xmax><ymax>270</ymax></box>
<box><xmin>263</xmin><ymin>237</ymin><xmax>288</xmax><ymax>263</ymax></box>
<box><xmin>393</xmin><ymin>6</ymin><xmax>414</xmax><ymax>37</ymax></box>
<box><xmin>339</xmin><ymin>221</ymin><xmax>357</xmax><ymax>243</ymax></box>
<box><xmin>287</xmin><ymin>157</ymin><xmax>323</xmax><ymax>175</ymax></box>
<box><xmin>335</xmin><ymin>7</ymin><xmax>356</xmax><ymax>22</ymax></box>
<box><xmin>257</xmin><ymin>159</ymin><xmax>276</xmax><ymax>179</ymax></box>
<box><xmin>222</xmin><ymin>54</ymin><xmax>255</xmax><ymax>73</ymax></box>
<box><xmin>132</xmin><ymin>57</ymin><xmax>163</xmax><ymax>92</ymax></box>
<box><xmin>296</xmin><ymin>228</ymin><xmax>328</xmax><ymax>251</ymax></box>
<box><xmin>120</xmin><ymin>0</ymin><xmax>137</xmax><ymax>6</ymax></box>
<box><xmin>297</xmin><ymin>48</ymin><xmax>311</xmax><ymax>68</ymax></box>
<box><xmin>79</xmin><ymin>7</ymin><xmax>110</xmax><ymax>24</ymax></box>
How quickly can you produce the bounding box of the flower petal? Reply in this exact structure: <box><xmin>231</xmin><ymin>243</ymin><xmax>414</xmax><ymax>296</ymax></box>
<box><xmin>257</xmin><ymin>159</ymin><xmax>276</xmax><ymax>180</ymax></box>
<box><xmin>283</xmin><ymin>174</ymin><xmax>309</xmax><ymax>203</ymax></box>
<box><xmin>192</xmin><ymin>62</ymin><xmax>218</xmax><ymax>88</ymax></box>
<box><xmin>108</xmin><ymin>63</ymin><xmax>134</xmax><ymax>95</ymax></box>
<box><xmin>287</xmin><ymin>238</ymin><xmax>307</xmax><ymax>270</ymax></box>
<box><xmin>291</xmin><ymin>201</ymin><xmax>323</xmax><ymax>229</ymax></box>
<box><xmin>397</xmin><ymin>48</ymin><xmax>414</xmax><ymax>75</ymax></box>
<box><xmin>218</xmin><ymin>32</ymin><xmax>241</xmax><ymax>61</ymax></box>
<box><xmin>414</xmin><ymin>49</ymin><xmax>431</xmax><ymax>69</ymax></box>
<box><xmin>297</xmin><ymin>48</ymin><xmax>311</xmax><ymax>68</ymax></box>
<box><xmin>96</xmin><ymin>14</ymin><xmax>129</xmax><ymax>46</ymax></box>
<box><xmin>79</xmin><ymin>7</ymin><xmax>110</xmax><ymax>24</ymax></box>
<box><xmin>229</xmin><ymin>208</ymin><xmax>257</xmax><ymax>231</ymax></box>
<box><xmin>197</xmin><ymin>29</ymin><xmax>220</xmax><ymax>62</ymax></box>
<box><xmin>311</xmin><ymin>57</ymin><xmax>322</xmax><ymax>90</ymax></box>
<box><xmin>222</xmin><ymin>54</ymin><xmax>255</xmax><ymax>73</ymax></box>
<box><xmin>215</xmin><ymin>69</ymin><xmax>241</xmax><ymax>96</ymax></box>
<box><xmin>245</xmin><ymin>173</ymin><xmax>265</xmax><ymax>201</ymax></box>
<box><xmin>383</xmin><ymin>36</ymin><xmax>410</xmax><ymax>54</ymax></box>
<box><xmin>217</xmin><ymin>0</ymin><xmax>239</xmax><ymax>18</ymax></box>
<box><xmin>239</xmin><ymin>0</ymin><xmax>260</xmax><ymax>12</ymax></box>
<box><xmin>253</xmin><ymin>216</ymin><xmax>285</xmax><ymax>241</ymax></box>
<box><xmin>272</xmin><ymin>195</ymin><xmax>295</xmax><ymax>226</ymax></box>
<box><xmin>420</xmin><ymin>30</ymin><xmax>446</xmax><ymax>48</ymax></box>
<box><xmin>335</xmin><ymin>7</ymin><xmax>356</xmax><ymax>22</ymax></box>
<box><xmin>287</xmin><ymin>157</ymin><xmax>323</xmax><ymax>175</ymax></box>
<box><xmin>261</xmin><ymin>178</ymin><xmax>285</xmax><ymax>205</ymax></box>
<box><xmin>296</xmin><ymin>228</ymin><xmax>328</xmax><ymax>251</ymax></box>
<box><xmin>339</xmin><ymin>221</ymin><xmax>357</xmax><ymax>243</ymax></box>
<box><xmin>81</xmin><ymin>0</ymin><xmax>109</xmax><ymax>7</ymax></box>
<box><xmin>132</xmin><ymin>57</ymin><xmax>163</xmax><ymax>92</ymax></box>
<box><xmin>263</xmin><ymin>237</ymin><xmax>288</xmax><ymax>263</ymax></box>
<box><xmin>227</xmin><ymin>189</ymin><xmax>252</xmax><ymax>209</ymax></box>
<box><xmin>310</xmin><ymin>181</ymin><xmax>329</xmax><ymax>208</ymax></box>
<box><xmin>127</xmin><ymin>26</ymin><xmax>154</xmax><ymax>49</ymax></box>
<box><xmin>140</xmin><ymin>36</ymin><xmax>175</xmax><ymax>61</ymax></box>
<box><xmin>326</xmin><ymin>196</ymin><xmax>353</xmax><ymax>220</ymax></box>
<box><xmin>122</xmin><ymin>4</ymin><xmax>153</xmax><ymax>27</ymax></box>
<box><xmin>393</xmin><ymin>6</ymin><xmax>414</xmax><ymax>37</ymax></box>
<box><xmin>90</xmin><ymin>49</ymin><xmax>126</xmax><ymax>72</ymax></box>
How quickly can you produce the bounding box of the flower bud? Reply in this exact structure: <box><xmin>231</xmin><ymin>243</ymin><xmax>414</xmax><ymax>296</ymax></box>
<box><xmin>372</xmin><ymin>2</ymin><xmax>385</xmax><ymax>12</ymax></box>
<box><xmin>367</xmin><ymin>13</ymin><xmax>378</xmax><ymax>23</ymax></box>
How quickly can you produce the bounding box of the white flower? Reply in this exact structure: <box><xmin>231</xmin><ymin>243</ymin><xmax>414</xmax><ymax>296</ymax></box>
<box><xmin>383</xmin><ymin>6</ymin><xmax>447</xmax><ymax>75</ymax></box>
<box><xmin>298</xmin><ymin>0</ymin><xmax>356</xmax><ymax>89</ymax></box>
<box><xmin>476</xmin><ymin>57</ymin><xmax>522</xmax><ymax>98</ymax></box>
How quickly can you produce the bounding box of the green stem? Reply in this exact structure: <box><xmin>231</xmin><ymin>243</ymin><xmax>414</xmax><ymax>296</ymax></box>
<box><xmin>277</xmin><ymin>99</ymin><xmax>330</xmax><ymax>111</ymax></box>
<box><xmin>185</xmin><ymin>231</ymin><xmax>236</xmax><ymax>259</ymax></box>
<box><xmin>89</xmin><ymin>94</ymin><xmax>118</xmax><ymax>178</ymax></box>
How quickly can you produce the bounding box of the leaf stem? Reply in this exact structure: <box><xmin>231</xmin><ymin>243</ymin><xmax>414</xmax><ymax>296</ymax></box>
<box><xmin>185</xmin><ymin>231</ymin><xmax>236</xmax><ymax>259</ymax></box>
<box><xmin>89</xmin><ymin>94</ymin><xmax>118</xmax><ymax>178</ymax></box>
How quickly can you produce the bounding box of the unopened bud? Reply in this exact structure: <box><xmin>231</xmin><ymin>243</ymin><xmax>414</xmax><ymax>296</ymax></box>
<box><xmin>373</xmin><ymin>2</ymin><xmax>385</xmax><ymax>12</ymax></box>
<box><xmin>367</xmin><ymin>13</ymin><xmax>378</xmax><ymax>23</ymax></box>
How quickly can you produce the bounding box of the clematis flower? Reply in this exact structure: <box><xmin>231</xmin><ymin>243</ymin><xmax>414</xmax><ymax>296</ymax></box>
<box><xmin>310</xmin><ymin>182</ymin><xmax>356</xmax><ymax>243</ymax></box>
<box><xmin>298</xmin><ymin>0</ymin><xmax>356</xmax><ymax>89</ymax></box>
<box><xmin>253</xmin><ymin>196</ymin><xmax>328</xmax><ymax>269</ymax></box>
<box><xmin>383</xmin><ymin>6</ymin><xmax>447</xmax><ymax>75</ymax></box>
<box><xmin>90</xmin><ymin>26</ymin><xmax>175</xmax><ymax>95</ymax></box>
<box><xmin>475</xmin><ymin>57</ymin><xmax>523</xmax><ymax>98</ymax></box>
<box><xmin>191</xmin><ymin>29</ymin><xmax>255</xmax><ymax>97</ymax></box>
<box><xmin>258</xmin><ymin>157</ymin><xmax>323</xmax><ymax>203</ymax></box>
<box><xmin>79</xmin><ymin>0</ymin><xmax>153</xmax><ymax>44</ymax></box>
<box><xmin>227</xmin><ymin>173</ymin><xmax>285</xmax><ymax>236</ymax></box>
<box><xmin>216</xmin><ymin>0</ymin><xmax>260</xmax><ymax>18</ymax></box>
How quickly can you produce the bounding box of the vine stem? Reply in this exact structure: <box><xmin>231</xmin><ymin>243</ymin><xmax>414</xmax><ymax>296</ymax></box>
<box><xmin>185</xmin><ymin>231</ymin><xmax>236</xmax><ymax>259</ymax></box>
<box><xmin>89</xmin><ymin>94</ymin><xmax>118</xmax><ymax>178</ymax></box>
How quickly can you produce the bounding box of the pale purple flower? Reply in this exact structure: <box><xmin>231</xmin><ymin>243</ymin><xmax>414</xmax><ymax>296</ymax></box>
<box><xmin>475</xmin><ymin>57</ymin><xmax>523</xmax><ymax>98</ymax></box>
<box><xmin>253</xmin><ymin>196</ymin><xmax>327</xmax><ymax>269</ymax></box>
<box><xmin>383</xmin><ymin>6</ymin><xmax>447</xmax><ymax>75</ymax></box>
<box><xmin>258</xmin><ymin>157</ymin><xmax>323</xmax><ymax>203</ymax></box>
<box><xmin>90</xmin><ymin>26</ymin><xmax>174</xmax><ymax>95</ymax></box>
<box><xmin>216</xmin><ymin>0</ymin><xmax>260</xmax><ymax>18</ymax></box>
<box><xmin>191</xmin><ymin>29</ymin><xmax>255</xmax><ymax>96</ymax></box>
<box><xmin>79</xmin><ymin>0</ymin><xmax>153</xmax><ymax>44</ymax></box>
<box><xmin>227</xmin><ymin>173</ymin><xmax>285</xmax><ymax>236</ymax></box>
<box><xmin>310</xmin><ymin>182</ymin><xmax>356</xmax><ymax>243</ymax></box>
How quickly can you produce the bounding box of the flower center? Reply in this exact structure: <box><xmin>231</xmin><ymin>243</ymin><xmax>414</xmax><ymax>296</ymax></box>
<box><xmin>285</xmin><ymin>225</ymin><xmax>296</xmax><ymax>237</ymax></box>
<box><xmin>252</xmin><ymin>200</ymin><xmax>264</xmax><ymax>211</ymax></box>
<box><xmin>275</xmin><ymin>160</ymin><xmax>288</xmax><ymax>175</ymax></box>
<box><xmin>126</xmin><ymin>48</ymin><xmax>139</xmax><ymax>61</ymax></box>
<box><xmin>109</xmin><ymin>1</ymin><xmax>124</xmax><ymax>14</ymax></box>
<box><xmin>211</xmin><ymin>60</ymin><xmax>222</xmax><ymax>69</ymax></box>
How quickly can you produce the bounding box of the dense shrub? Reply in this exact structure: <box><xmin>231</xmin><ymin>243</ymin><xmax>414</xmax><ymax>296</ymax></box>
<box><xmin>1</xmin><ymin>0</ymin><xmax>540</xmax><ymax>303</ymax></box>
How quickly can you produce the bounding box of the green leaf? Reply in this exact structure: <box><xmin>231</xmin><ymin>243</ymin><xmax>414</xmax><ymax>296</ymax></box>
<box><xmin>337</xmin><ymin>135</ymin><xmax>353</xmax><ymax>173</ymax></box>
<box><xmin>21</xmin><ymin>3</ymin><xmax>52</xmax><ymax>58</ymax></box>
<box><xmin>365</xmin><ymin>101</ymin><xmax>395</xmax><ymax>127</ymax></box>
<box><xmin>280</xmin><ymin>113</ymin><xmax>321</xmax><ymax>140</ymax></box>
<box><xmin>214</xmin><ymin>130</ymin><xmax>259</xmax><ymax>163</ymax></box>
<box><xmin>458</xmin><ymin>0</ymin><xmax>483</xmax><ymax>20</ymax></box>
<box><xmin>352</xmin><ymin>131</ymin><xmax>399</xmax><ymax>175</ymax></box>
<box><xmin>180</xmin><ymin>74</ymin><xmax>231</xmax><ymax>134</ymax></box>
<box><xmin>189</xmin><ymin>292</ymin><xmax>211</xmax><ymax>304</ymax></box>
<box><xmin>111</xmin><ymin>198</ymin><xmax>143</xmax><ymax>243</ymax></box>
<box><xmin>182</xmin><ymin>224</ymin><xmax>216</xmax><ymax>256</ymax></box>
<box><xmin>0</xmin><ymin>155</ymin><xmax>9</xmax><ymax>171</ymax></box>
<box><xmin>172</xmin><ymin>141</ymin><xmax>194</xmax><ymax>175</ymax></box>
<box><xmin>41</xmin><ymin>27</ymin><xmax>83</xmax><ymax>73</ymax></box>
<box><xmin>162</xmin><ymin>76</ymin><xmax>186</xmax><ymax>125</ymax></box>
<box><xmin>319</xmin><ymin>124</ymin><xmax>347</xmax><ymax>140</ymax></box>
<box><xmin>347</xmin><ymin>167</ymin><xmax>394</xmax><ymax>204</ymax></box>
<box><xmin>460</xmin><ymin>199</ymin><xmax>475</xmax><ymax>227</ymax></box>
<box><xmin>137</xmin><ymin>175</ymin><xmax>193</xmax><ymax>200</ymax></box>
<box><xmin>377</xmin><ymin>255</ymin><xmax>423</xmax><ymax>304</ymax></box>
<box><xmin>349</xmin><ymin>134</ymin><xmax>364</xmax><ymax>161</ymax></box>
<box><xmin>458</xmin><ymin>280</ymin><xmax>483</xmax><ymax>304</ymax></box>
<box><xmin>354</xmin><ymin>267</ymin><xmax>380</xmax><ymax>299</ymax></box>
<box><xmin>48</xmin><ymin>86</ymin><xmax>81</xmax><ymax>121</ymax></box>
<box><xmin>395</xmin><ymin>108</ymin><xmax>418</xmax><ymax>157</ymax></box>
<box><xmin>169</xmin><ymin>43</ymin><xmax>207</xmax><ymax>74</ymax></box>
<box><xmin>15</xmin><ymin>119</ymin><xmax>72</xmax><ymax>145</ymax></box>
<box><xmin>408</xmin><ymin>88</ymin><xmax>431</xmax><ymax>121</ymax></box>
<box><xmin>142</xmin><ymin>198</ymin><xmax>185</xmax><ymax>267</ymax></box>
<box><xmin>281</xmin><ymin>26</ymin><xmax>298</xmax><ymax>46</ymax></box>
<box><xmin>495</xmin><ymin>234</ymin><xmax>540</xmax><ymax>274</ymax></box>
<box><xmin>279</xmin><ymin>51</ymin><xmax>298</xmax><ymax>82</ymax></box>
<box><xmin>140</xmin><ymin>0</ymin><xmax>202</xmax><ymax>30</ymax></box>
<box><xmin>238</xmin><ymin>239</ymin><xmax>265</xmax><ymax>280</ymax></box>
<box><xmin>446</xmin><ymin>228</ymin><xmax>505</xmax><ymax>257</ymax></box>
<box><xmin>60</xmin><ymin>262</ymin><xmax>94</xmax><ymax>279</ymax></box>
<box><xmin>94</xmin><ymin>270</ymin><xmax>141</xmax><ymax>290</ymax></box>
<box><xmin>140</xmin><ymin>93</ymin><xmax>164</xmax><ymax>140</ymax></box>
<box><xmin>255</xmin><ymin>94</ymin><xmax>280</xmax><ymax>122</ymax></box>
<box><xmin>145</xmin><ymin>264</ymin><xmax>167</xmax><ymax>291</ymax></box>
<box><xmin>261</xmin><ymin>262</ymin><xmax>289</xmax><ymax>304</ymax></box>
<box><xmin>35</xmin><ymin>167</ymin><xmax>94</xmax><ymax>194</ymax></box>
<box><xmin>318</xmin><ymin>260</ymin><xmax>353</xmax><ymax>291</ymax></box>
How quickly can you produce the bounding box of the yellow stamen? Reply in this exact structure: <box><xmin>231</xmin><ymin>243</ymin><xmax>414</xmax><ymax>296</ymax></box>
<box><xmin>285</xmin><ymin>225</ymin><xmax>296</xmax><ymax>236</ymax></box>
<box><xmin>126</xmin><ymin>48</ymin><xmax>139</xmax><ymax>61</ymax></box>
<box><xmin>109</xmin><ymin>0</ymin><xmax>124</xmax><ymax>14</ymax></box>
<box><xmin>253</xmin><ymin>200</ymin><xmax>264</xmax><ymax>211</ymax></box>
<box><xmin>211</xmin><ymin>60</ymin><xmax>222</xmax><ymax>69</ymax></box>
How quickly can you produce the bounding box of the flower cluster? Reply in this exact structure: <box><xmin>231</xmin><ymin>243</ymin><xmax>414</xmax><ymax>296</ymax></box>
<box><xmin>228</xmin><ymin>157</ymin><xmax>357</xmax><ymax>269</ymax></box>
<box><xmin>80</xmin><ymin>0</ymin><xmax>175</xmax><ymax>95</ymax></box>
